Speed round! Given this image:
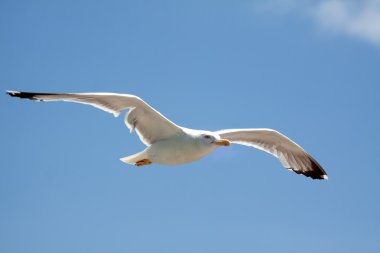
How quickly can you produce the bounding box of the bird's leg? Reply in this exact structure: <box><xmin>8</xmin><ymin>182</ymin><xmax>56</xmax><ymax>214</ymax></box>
<box><xmin>135</xmin><ymin>159</ymin><xmax>152</xmax><ymax>167</ymax></box>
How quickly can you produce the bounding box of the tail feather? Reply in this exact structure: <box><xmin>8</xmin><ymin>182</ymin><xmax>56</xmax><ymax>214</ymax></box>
<box><xmin>120</xmin><ymin>150</ymin><xmax>147</xmax><ymax>165</ymax></box>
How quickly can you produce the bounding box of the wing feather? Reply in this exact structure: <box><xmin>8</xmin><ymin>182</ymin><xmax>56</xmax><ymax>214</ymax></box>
<box><xmin>216</xmin><ymin>128</ymin><xmax>328</xmax><ymax>180</ymax></box>
<box><xmin>7</xmin><ymin>91</ymin><xmax>183</xmax><ymax>145</ymax></box>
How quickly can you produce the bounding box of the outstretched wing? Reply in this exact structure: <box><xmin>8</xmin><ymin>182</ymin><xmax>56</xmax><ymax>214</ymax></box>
<box><xmin>216</xmin><ymin>128</ymin><xmax>328</xmax><ymax>180</ymax></box>
<box><xmin>7</xmin><ymin>91</ymin><xmax>183</xmax><ymax>145</ymax></box>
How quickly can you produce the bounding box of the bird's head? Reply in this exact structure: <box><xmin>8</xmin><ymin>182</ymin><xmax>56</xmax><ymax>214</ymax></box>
<box><xmin>200</xmin><ymin>132</ymin><xmax>231</xmax><ymax>147</ymax></box>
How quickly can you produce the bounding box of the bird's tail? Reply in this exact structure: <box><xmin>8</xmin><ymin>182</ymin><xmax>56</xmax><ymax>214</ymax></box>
<box><xmin>120</xmin><ymin>150</ymin><xmax>148</xmax><ymax>165</ymax></box>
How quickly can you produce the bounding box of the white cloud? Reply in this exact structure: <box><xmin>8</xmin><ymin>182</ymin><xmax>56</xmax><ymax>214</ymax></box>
<box><xmin>315</xmin><ymin>0</ymin><xmax>380</xmax><ymax>45</ymax></box>
<box><xmin>254</xmin><ymin>0</ymin><xmax>380</xmax><ymax>47</ymax></box>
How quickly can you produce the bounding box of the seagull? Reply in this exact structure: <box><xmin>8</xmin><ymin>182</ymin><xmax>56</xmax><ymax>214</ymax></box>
<box><xmin>7</xmin><ymin>91</ymin><xmax>328</xmax><ymax>180</ymax></box>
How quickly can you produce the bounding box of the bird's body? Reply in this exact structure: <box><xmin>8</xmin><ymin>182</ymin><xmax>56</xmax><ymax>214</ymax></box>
<box><xmin>139</xmin><ymin>129</ymin><xmax>218</xmax><ymax>165</ymax></box>
<box><xmin>7</xmin><ymin>90</ymin><xmax>328</xmax><ymax>180</ymax></box>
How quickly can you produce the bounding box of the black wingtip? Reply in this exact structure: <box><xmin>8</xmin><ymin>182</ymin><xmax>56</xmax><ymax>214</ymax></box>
<box><xmin>308</xmin><ymin>155</ymin><xmax>328</xmax><ymax>180</ymax></box>
<box><xmin>6</xmin><ymin>90</ymin><xmax>57</xmax><ymax>100</ymax></box>
<box><xmin>7</xmin><ymin>90</ymin><xmax>38</xmax><ymax>100</ymax></box>
<box><xmin>6</xmin><ymin>90</ymin><xmax>19</xmax><ymax>97</ymax></box>
<box><xmin>288</xmin><ymin>155</ymin><xmax>328</xmax><ymax>180</ymax></box>
<box><xmin>291</xmin><ymin>169</ymin><xmax>328</xmax><ymax>180</ymax></box>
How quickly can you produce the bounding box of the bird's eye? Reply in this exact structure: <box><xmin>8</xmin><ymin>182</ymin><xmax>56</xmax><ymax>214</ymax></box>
<box><xmin>204</xmin><ymin>135</ymin><xmax>211</xmax><ymax>139</ymax></box>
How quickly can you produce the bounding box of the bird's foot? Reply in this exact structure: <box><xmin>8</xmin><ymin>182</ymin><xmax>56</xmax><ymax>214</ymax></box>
<box><xmin>135</xmin><ymin>159</ymin><xmax>152</xmax><ymax>167</ymax></box>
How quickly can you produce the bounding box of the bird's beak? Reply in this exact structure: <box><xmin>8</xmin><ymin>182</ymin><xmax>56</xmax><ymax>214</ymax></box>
<box><xmin>213</xmin><ymin>139</ymin><xmax>231</xmax><ymax>147</ymax></box>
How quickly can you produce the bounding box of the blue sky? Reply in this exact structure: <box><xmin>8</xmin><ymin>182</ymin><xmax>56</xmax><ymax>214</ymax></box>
<box><xmin>1</xmin><ymin>0</ymin><xmax>379</xmax><ymax>252</ymax></box>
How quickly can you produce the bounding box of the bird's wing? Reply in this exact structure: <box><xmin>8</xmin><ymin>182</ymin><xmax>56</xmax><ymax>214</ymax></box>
<box><xmin>7</xmin><ymin>91</ymin><xmax>183</xmax><ymax>145</ymax></box>
<box><xmin>216</xmin><ymin>128</ymin><xmax>327</xmax><ymax>180</ymax></box>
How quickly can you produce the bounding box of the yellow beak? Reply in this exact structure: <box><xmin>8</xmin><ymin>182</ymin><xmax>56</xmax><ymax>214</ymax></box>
<box><xmin>213</xmin><ymin>139</ymin><xmax>231</xmax><ymax>147</ymax></box>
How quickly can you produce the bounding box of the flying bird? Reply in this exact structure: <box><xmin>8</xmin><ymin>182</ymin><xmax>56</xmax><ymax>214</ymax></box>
<box><xmin>7</xmin><ymin>91</ymin><xmax>328</xmax><ymax>180</ymax></box>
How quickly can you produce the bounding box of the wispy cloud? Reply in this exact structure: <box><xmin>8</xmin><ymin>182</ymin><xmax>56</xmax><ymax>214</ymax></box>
<box><xmin>254</xmin><ymin>0</ymin><xmax>380</xmax><ymax>47</ymax></box>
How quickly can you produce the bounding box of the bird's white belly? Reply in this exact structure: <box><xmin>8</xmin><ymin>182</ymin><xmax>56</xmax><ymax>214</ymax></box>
<box><xmin>146</xmin><ymin>136</ymin><xmax>217</xmax><ymax>165</ymax></box>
